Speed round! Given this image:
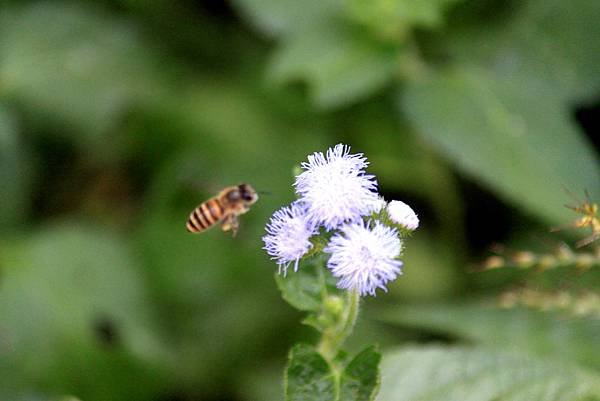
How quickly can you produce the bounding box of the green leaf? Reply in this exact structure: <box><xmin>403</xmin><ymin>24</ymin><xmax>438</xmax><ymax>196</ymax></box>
<box><xmin>378</xmin><ymin>346</ymin><xmax>600</xmax><ymax>401</ymax></box>
<box><xmin>230</xmin><ymin>0</ymin><xmax>341</xmax><ymax>37</ymax></box>
<box><xmin>339</xmin><ymin>346</ymin><xmax>381</xmax><ymax>401</ymax></box>
<box><xmin>345</xmin><ymin>0</ymin><xmax>462</xmax><ymax>37</ymax></box>
<box><xmin>269</xmin><ymin>21</ymin><xmax>399</xmax><ymax>109</ymax></box>
<box><xmin>445</xmin><ymin>0</ymin><xmax>600</xmax><ymax>101</ymax></box>
<box><xmin>0</xmin><ymin>2</ymin><xmax>168</xmax><ymax>146</ymax></box>
<box><xmin>0</xmin><ymin>104</ymin><xmax>30</xmax><ymax>229</ymax></box>
<box><xmin>284</xmin><ymin>344</ymin><xmax>382</xmax><ymax>401</ymax></box>
<box><xmin>401</xmin><ymin>66</ymin><xmax>600</xmax><ymax>224</ymax></box>
<box><xmin>275</xmin><ymin>256</ymin><xmax>339</xmax><ymax>312</ymax></box>
<box><xmin>379</xmin><ymin>302</ymin><xmax>600</xmax><ymax>370</ymax></box>
<box><xmin>285</xmin><ymin>344</ymin><xmax>336</xmax><ymax>401</ymax></box>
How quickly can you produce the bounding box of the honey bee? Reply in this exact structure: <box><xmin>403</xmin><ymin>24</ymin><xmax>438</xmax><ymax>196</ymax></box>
<box><xmin>186</xmin><ymin>183</ymin><xmax>258</xmax><ymax>236</ymax></box>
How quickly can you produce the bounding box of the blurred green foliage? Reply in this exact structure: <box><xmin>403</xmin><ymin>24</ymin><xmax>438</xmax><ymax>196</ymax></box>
<box><xmin>378</xmin><ymin>346</ymin><xmax>600</xmax><ymax>401</ymax></box>
<box><xmin>0</xmin><ymin>0</ymin><xmax>598</xmax><ymax>400</ymax></box>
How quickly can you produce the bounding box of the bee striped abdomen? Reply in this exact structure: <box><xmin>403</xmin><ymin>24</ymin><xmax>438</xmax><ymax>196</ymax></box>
<box><xmin>186</xmin><ymin>198</ymin><xmax>224</xmax><ymax>233</ymax></box>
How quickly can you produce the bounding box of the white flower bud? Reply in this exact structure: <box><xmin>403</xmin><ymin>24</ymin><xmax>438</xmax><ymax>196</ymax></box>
<box><xmin>387</xmin><ymin>200</ymin><xmax>419</xmax><ymax>231</ymax></box>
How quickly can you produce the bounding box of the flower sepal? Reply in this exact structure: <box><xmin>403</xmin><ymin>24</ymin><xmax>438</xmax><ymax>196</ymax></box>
<box><xmin>304</xmin><ymin>232</ymin><xmax>331</xmax><ymax>258</ymax></box>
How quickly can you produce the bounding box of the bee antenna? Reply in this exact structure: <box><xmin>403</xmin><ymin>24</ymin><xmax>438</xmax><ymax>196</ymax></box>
<box><xmin>257</xmin><ymin>190</ymin><xmax>271</xmax><ymax>195</ymax></box>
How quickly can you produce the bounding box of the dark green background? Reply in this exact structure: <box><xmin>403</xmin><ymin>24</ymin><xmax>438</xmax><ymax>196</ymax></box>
<box><xmin>1</xmin><ymin>1</ymin><xmax>599</xmax><ymax>400</ymax></box>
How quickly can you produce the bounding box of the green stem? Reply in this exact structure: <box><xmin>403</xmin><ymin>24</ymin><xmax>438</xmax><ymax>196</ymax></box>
<box><xmin>317</xmin><ymin>288</ymin><xmax>360</xmax><ymax>361</ymax></box>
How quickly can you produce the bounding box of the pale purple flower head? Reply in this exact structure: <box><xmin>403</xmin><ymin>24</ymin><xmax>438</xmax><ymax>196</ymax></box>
<box><xmin>387</xmin><ymin>200</ymin><xmax>419</xmax><ymax>231</ymax></box>
<box><xmin>324</xmin><ymin>220</ymin><xmax>403</xmax><ymax>296</ymax></box>
<box><xmin>263</xmin><ymin>202</ymin><xmax>316</xmax><ymax>274</ymax></box>
<box><xmin>294</xmin><ymin>144</ymin><xmax>379</xmax><ymax>230</ymax></box>
<box><xmin>371</xmin><ymin>196</ymin><xmax>387</xmax><ymax>214</ymax></box>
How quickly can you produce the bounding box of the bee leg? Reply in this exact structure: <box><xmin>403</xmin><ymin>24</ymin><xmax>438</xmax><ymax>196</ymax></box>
<box><xmin>221</xmin><ymin>215</ymin><xmax>239</xmax><ymax>237</ymax></box>
<box><xmin>231</xmin><ymin>219</ymin><xmax>239</xmax><ymax>237</ymax></box>
<box><xmin>221</xmin><ymin>215</ymin><xmax>233</xmax><ymax>232</ymax></box>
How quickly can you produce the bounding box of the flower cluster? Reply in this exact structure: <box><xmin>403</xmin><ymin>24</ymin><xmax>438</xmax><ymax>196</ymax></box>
<box><xmin>263</xmin><ymin>144</ymin><xmax>418</xmax><ymax>296</ymax></box>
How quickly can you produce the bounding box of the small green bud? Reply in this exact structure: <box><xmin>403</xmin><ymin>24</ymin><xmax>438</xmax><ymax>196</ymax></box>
<box><xmin>324</xmin><ymin>295</ymin><xmax>344</xmax><ymax>317</ymax></box>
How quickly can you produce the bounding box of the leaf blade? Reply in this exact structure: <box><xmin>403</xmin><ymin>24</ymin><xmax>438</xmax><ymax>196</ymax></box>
<box><xmin>379</xmin><ymin>302</ymin><xmax>600</xmax><ymax>370</ymax></box>
<box><xmin>378</xmin><ymin>346</ymin><xmax>600</xmax><ymax>401</ymax></box>
<box><xmin>275</xmin><ymin>257</ymin><xmax>339</xmax><ymax>312</ymax></box>
<box><xmin>339</xmin><ymin>346</ymin><xmax>381</xmax><ymax>401</ymax></box>
<box><xmin>401</xmin><ymin>66</ymin><xmax>600</xmax><ymax>224</ymax></box>
<box><xmin>285</xmin><ymin>344</ymin><xmax>337</xmax><ymax>401</ymax></box>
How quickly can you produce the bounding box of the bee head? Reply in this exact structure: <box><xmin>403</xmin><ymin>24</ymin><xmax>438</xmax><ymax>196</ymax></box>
<box><xmin>238</xmin><ymin>183</ymin><xmax>258</xmax><ymax>204</ymax></box>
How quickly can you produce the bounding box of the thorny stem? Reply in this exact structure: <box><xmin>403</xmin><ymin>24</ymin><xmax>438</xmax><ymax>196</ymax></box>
<box><xmin>317</xmin><ymin>288</ymin><xmax>360</xmax><ymax>362</ymax></box>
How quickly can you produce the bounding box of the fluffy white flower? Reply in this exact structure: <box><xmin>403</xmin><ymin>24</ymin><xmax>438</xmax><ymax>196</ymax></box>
<box><xmin>324</xmin><ymin>221</ymin><xmax>403</xmax><ymax>296</ymax></box>
<box><xmin>387</xmin><ymin>200</ymin><xmax>419</xmax><ymax>230</ymax></box>
<box><xmin>263</xmin><ymin>202</ymin><xmax>315</xmax><ymax>274</ymax></box>
<box><xmin>294</xmin><ymin>144</ymin><xmax>379</xmax><ymax>230</ymax></box>
<box><xmin>371</xmin><ymin>196</ymin><xmax>387</xmax><ymax>214</ymax></box>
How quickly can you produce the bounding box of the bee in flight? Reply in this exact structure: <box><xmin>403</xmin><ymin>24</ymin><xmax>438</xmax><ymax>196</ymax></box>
<box><xmin>186</xmin><ymin>183</ymin><xmax>258</xmax><ymax>236</ymax></box>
